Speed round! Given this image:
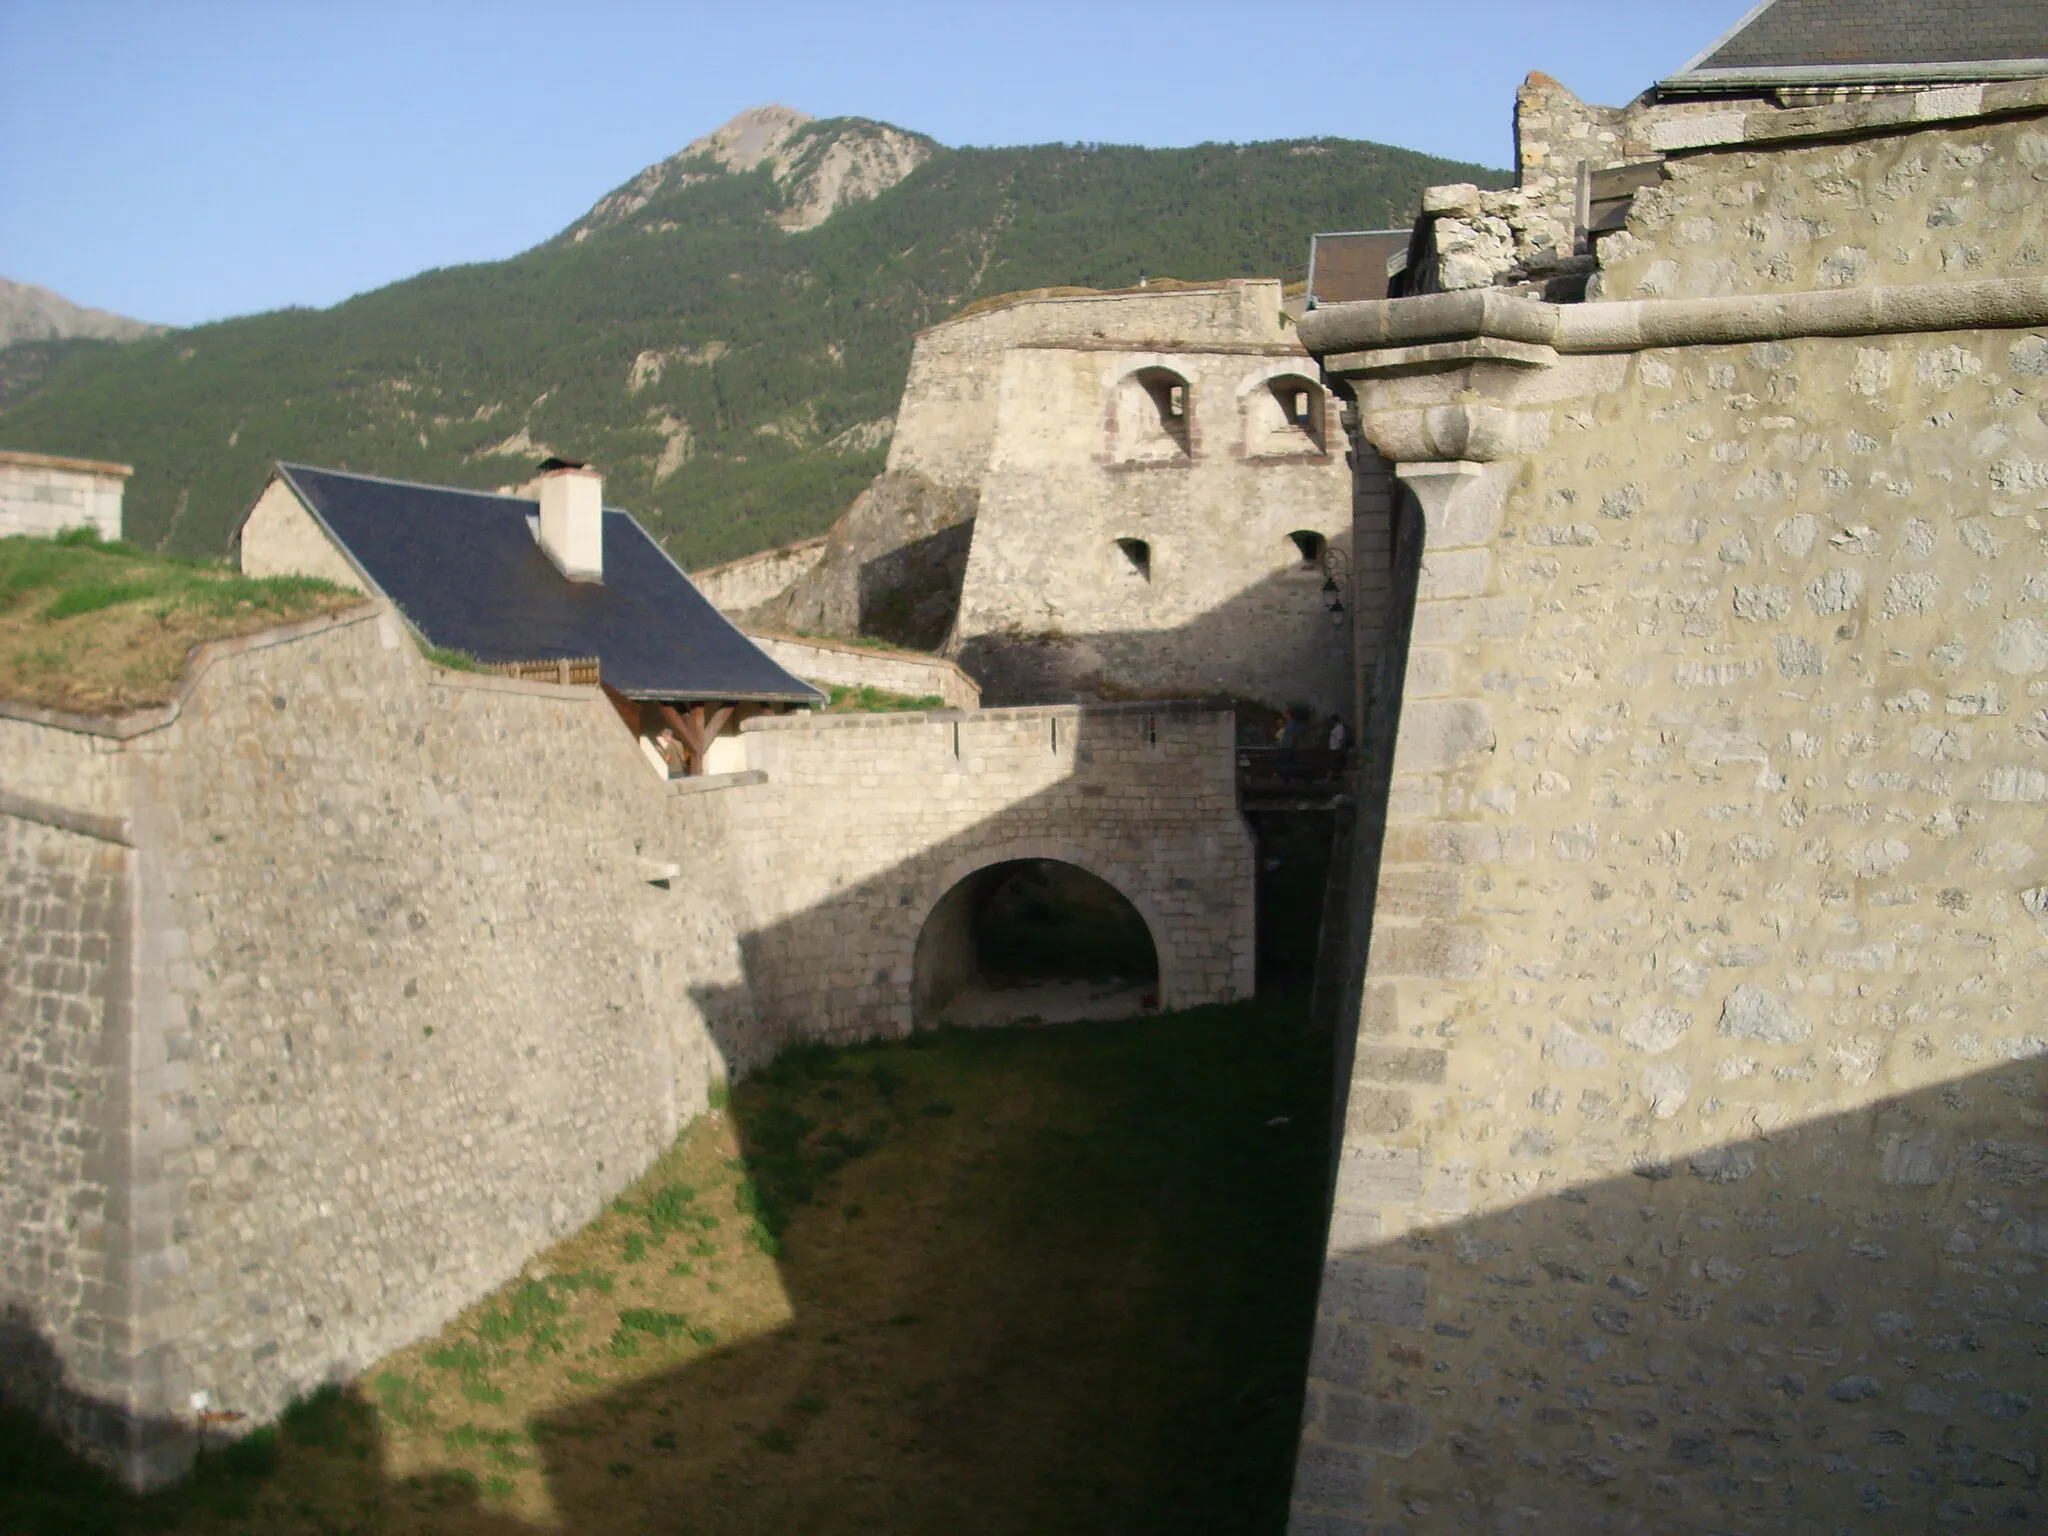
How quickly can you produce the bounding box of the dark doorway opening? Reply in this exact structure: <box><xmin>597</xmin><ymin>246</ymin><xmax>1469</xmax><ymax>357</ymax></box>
<box><xmin>914</xmin><ymin>859</ymin><xmax>1159</xmax><ymax>1028</ymax></box>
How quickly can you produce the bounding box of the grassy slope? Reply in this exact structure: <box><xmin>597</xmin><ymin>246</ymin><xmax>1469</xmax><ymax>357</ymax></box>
<box><xmin>0</xmin><ymin>134</ymin><xmax>1505</xmax><ymax>570</ymax></box>
<box><xmin>1</xmin><ymin>996</ymin><xmax>1331</xmax><ymax>1535</ymax></box>
<box><xmin>0</xmin><ymin>530</ymin><xmax>358</xmax><ymax>713</ymax></box>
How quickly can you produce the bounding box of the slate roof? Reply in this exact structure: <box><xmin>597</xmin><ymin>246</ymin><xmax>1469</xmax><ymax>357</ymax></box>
<box><xmin>269</xmin><ymin>464</ymin><xmax>822</xmax><ymax>703</ymax></box>
<box><xmin>1665</xmin><ymin>0</ymin><xmax>2048</xmax><ymax>90</ymax></box>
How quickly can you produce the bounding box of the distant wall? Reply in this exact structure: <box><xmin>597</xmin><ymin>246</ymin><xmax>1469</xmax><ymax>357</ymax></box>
<box><xmin>0</xmin><ymin>451</ymin><xmax>128</xmax><ymax>540</ymax></box>
<box><xmin>689</xmin><ymin>537</ymin><xmax>828</xmax><ymax>614</ymax></box>
<box><xmin>745</xmin><ymin>630</ymin><xmax>981</xmax><ymax>708</ymax></box>
<box><xmin>952</xmin><ymin>339</ymin><xmax>1362</xmax><ymax>715</ymax></box>
<box><xmin>889</xmin><ymin>280</ymin><xmax>1297</xmax><ymax>493</ymax></box>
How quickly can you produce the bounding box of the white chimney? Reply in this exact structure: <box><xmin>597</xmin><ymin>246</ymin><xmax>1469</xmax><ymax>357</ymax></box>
<box><xmin>536</xmin><ymin>461</ymin><xmax>604</xmax><ymax>581</ymax></box>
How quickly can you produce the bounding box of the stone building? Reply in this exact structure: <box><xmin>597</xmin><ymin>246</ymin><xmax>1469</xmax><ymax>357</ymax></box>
<box><xmin>0</xmin><ymin>447</ymin><xmax>130</xmax><ymax>541</ymax></box>
<box><xmin>1290</xmin><ymin>2</ymin><xmax>2048</xmax><ymax>1531</ymax></box>
<box><xmin>731</xmin><ymin>279</ymin><xmax>1375</xmax><ymax>722</ymax></box>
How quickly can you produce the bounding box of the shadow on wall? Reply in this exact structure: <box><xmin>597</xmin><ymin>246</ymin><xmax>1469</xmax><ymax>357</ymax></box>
<box><xmin>3</xmin><ymin>995</ymin><xmax>1337</xmax><ymax>1536</ymax></box>
<box><xmin>858</xmin><ymin>520</ymin><xmax>976</xmax><ymax>652</ymax></box>
<box><xmin>1296</xmin><ymin>1058</ymin><xmax>2048</xmax><ymax>1531</ymax></box>
<box><xmin>953</xmin><ymin>533</ymin><xmax>1364</xmax><ymax>716</ymax></box>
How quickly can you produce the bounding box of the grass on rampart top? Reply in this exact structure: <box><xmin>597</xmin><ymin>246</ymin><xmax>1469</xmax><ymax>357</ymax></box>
<box><xmin>2</xmin><ymin>993</ymin><xmax>1330</xmax><ymax>1535</ymax></box>
<box><xmin>0</xmin><ymin>528</ymin><xmax>360</xmax><ymax>714</ymax></box>
<box><xmin>819</xmin><ymin>682</ymin><xmax>945</xmax><ymax>713</ymax></box>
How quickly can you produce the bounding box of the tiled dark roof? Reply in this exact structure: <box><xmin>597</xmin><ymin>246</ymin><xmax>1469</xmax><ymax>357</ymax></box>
<box><xmin>1669</xmin><ymin>0</ymin><xmax>2048</xmax><ymax>85</ymax></box>
<box><xmin>273</xmin><ymin>464</ymin><xmax>822</xmax><ymax>703</ymax></box>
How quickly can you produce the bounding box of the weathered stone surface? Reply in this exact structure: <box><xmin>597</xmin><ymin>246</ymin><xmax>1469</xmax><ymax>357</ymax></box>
<box><xmin>1</xmin><ymin>614</ymin><xmax>1257</xmax><ymax>1487</ymax></box>
<box><xmin>1298</xmin><ymin>65</ymin><xmax>2048</xmax><ymax>1534</ymax></box>
<box><xmin>1719</xmin><ymin>984</ymin><xmax>1809</xmax><ymax>1045</ymax></box>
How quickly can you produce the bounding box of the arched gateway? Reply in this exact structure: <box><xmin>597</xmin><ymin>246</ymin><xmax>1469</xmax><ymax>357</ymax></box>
<box><xmin>726</xmin><ymin>702</ymin><xmax>1256</xmax><ymax>1060</ymax></box>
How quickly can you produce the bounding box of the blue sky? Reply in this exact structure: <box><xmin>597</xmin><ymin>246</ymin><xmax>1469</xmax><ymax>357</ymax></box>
<box><xmin>0</xmin><ymin>1</ymin><xmax>1753</xmax><ymax>329</ymax></box>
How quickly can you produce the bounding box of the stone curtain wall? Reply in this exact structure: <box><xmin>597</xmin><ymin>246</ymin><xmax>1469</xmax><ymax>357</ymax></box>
<box><xmin>0</xmin><ymin>606</ymin><xmax>1257</xmax><ymax>1485</ymax></box>
<box><xmin>687</xmin><ymin>537</ymin><xmax>828</xmax><ymax>615</ymax></box>
<box><xmin>743</xmin><ymin>631</ymin><xmax>982</xmax><ymax>709</ymax></box>
<box><xmin>725</xmin><ymin>703</ymin><xmax>1255</xmax><ymax>1061</ymax></box>
<box><xmin>0</xmin><ymin>815</ymin><xmax>128</xmax><ymax>1454</ymax></box>
<box><xmin>1</xmin><ymin>608</ymin><xmax>763</xmax><ymax>1486</ymax></box>
<box><xmin>1292</xmin><ymin>115</ymin><xmax>2048</xmax><ymax>1534</ymax></box>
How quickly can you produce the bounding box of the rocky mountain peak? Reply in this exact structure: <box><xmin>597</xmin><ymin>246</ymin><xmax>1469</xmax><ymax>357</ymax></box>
<box><xmin>570</xmin><ymin>105</ymin><xmax>935</xmax><ymax>239</ymax></box>
<box><xmin>0</xmin><ymin>277</ymin><xmax>161</xmax><ymax>348</ymax></box>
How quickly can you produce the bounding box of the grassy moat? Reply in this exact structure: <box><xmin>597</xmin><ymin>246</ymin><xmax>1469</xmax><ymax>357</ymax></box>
<box><xmin>4</xmin><ymin>995</ymin><xmax>1332</xmax><ymax>1535</ymax></box>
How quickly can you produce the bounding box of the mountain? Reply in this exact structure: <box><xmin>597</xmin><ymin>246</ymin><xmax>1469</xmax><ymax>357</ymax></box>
<box><xmin>0</xmin><ymin>277</ymin><xmax>161</xmax><ymax>347</ymax></box>
<box><xmin>0</xmin><ymin>110</ymin><xmax>1505</xmax><ymax>568</ymax></box>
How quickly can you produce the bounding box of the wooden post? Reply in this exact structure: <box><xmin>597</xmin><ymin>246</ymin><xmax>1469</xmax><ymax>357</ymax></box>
<box><xmin>658</xmin><ymin>701</ymin><xmax>735</xmax><ymax>776</ymax></box>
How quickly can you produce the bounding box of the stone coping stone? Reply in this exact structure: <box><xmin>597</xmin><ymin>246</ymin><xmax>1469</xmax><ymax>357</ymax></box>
<box><xmin>665</xmin><ymin>769</ymin><xmax>768</xmax><ymax>797</ymax></box>
<box><xmin>740</xmin><ymin>698</ymin><xmax>1229</xmax><ymax>733</ymax></box>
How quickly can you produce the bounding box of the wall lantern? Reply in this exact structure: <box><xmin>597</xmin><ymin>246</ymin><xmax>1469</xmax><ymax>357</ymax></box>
<box><xmin>1320</xmin><ymin>546</ymin><xmax>1350</xmax><ymax>628</ymax></box>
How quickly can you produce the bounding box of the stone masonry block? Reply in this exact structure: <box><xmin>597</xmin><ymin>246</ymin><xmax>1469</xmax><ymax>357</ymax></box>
<box><xmin>1327</xmin><ymin>1201</ymin><xmax>1384</xmax><ymax>1250</ymax></box>
<box><xmin>1415</xmin><ymin>549</ymin><xmax>1492</xmax><ymax>601</ymax></box>
<box><xmin>1390</xmin><ymin>699</ymin><xmax>1495</xmax><ymax>773</ymax></box>
<box><xmin>1352</xmin><ymin>1045</ymin><xmax>1448</xmax><ymax>1085</ymax></box>
<box><xmin>1379</xmin><ymin>824</ymin><xmax>1533</xmax><ymax>866</ymax></box>
<box><xmin>1361</xmin><ymin>983</ymin><xmax>1398</xmax><ymax>1036</ymax></box>
<box><xmin>1319</xmin><ymin>1388</ymin><xmax>1429</xmax><ymax>1456</ymax></box>
<box><xmin>1288</xmin><ymin>1507</ymin><xmax>1376</xmax><ymax>1536</ymax></box>
<box><xmin>1373</xmin><ymin>869</ymin><xmax>1460</xmax><ymax>920</ymax></box>
<box><xmin>1310</xmin><ymin>1317</ymin><xmax>1376</xmax><ymax>1392</ymax></box>
<box><xmin>1344</xmin><ymin>1088</ymin><xmax>1413</xmax><ymax>1136</ymax></box>
<box><xmin>1292</xmin><ymin>1441</ymin><xmax>1376</xmax><ymax>1511</ymax></box>
<box><xmin>1401</xmin><ymin>648</ymin><xmax>1457</xmax><ymax>697</ymax></box>
<box><xmin>1368</xmin><ymin>922</ymin><xmax>1489</xmax><ymax>979</ymax></box>
<box><xmin>1334</xmin><ymin>1147</ymin><xmax>1426</xmax><ymax>1208</ymax></box>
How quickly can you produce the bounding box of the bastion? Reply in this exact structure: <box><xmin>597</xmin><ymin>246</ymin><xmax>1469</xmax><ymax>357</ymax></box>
<box><xmin>1287</xmin><ymin>48</ymin><xmax>2048</xmax><ymax>1536</ymax></box>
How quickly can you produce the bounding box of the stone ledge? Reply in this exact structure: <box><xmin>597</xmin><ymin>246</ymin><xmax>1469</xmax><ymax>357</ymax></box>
<box><xmin>1303</xmin><ymin>276</ymin><xmax>2048</xmax><ymax>366</ymax></box>
<box><xmin>0</xmin><ymin>786</ymin><xmax>132</xmax><ymax>846</ymax></box>
<box><xmin>740</xmin><ymin>700</ymin><xmax>1229</xmax><ymax>733</ymax></box>
<box><xmin>665</xmin><ymin>769</ymin><xmax>768</xmax><ymax>797</ymax></box>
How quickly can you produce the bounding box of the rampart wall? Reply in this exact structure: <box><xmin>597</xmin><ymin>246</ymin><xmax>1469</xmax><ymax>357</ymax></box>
<box><xmin>742</xmin><ymin>630</ymin><xmax>982</xmax><ymax>708</ymax></box>
<box><xmin>1</xmin><ymin>603</ymin><xmax>1253</xmax><ymax>1488</ymax></box>
<box><xmin>1291</xmin><ymin>91</ymin><xmax>2048</xmax><ymax>1535</ymax></box>
<box><xmin>688</xmin><ymin>537</ymin><xmax>828</xmax><ymax>614</ymax></box>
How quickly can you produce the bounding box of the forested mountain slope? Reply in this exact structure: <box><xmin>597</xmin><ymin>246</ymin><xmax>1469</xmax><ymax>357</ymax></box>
<box><xmin>0</xmin><ymin>113</ymin><xmax>1503</xmax><ymax>567</ymax></box>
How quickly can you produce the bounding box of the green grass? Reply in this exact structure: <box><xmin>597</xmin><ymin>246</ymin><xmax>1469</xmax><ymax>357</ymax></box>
<box><xmin>0</xmin><ymin>526</ymin><xmax>357</xmax><ymax>712</ymax></box>
<box><xmin>819</xmin><ymin>682</ymin><xmax>944</xmax><ymax>712</ymax></box>
<box><xmin>2</xmin><ymin>992</ymin><xmax>1331</xmax><ymax>1534</ymax></box>
<box><xmin>416</xmin><ymin>640</ymin><xmax>481</xmax><ymax>671</ymax></box>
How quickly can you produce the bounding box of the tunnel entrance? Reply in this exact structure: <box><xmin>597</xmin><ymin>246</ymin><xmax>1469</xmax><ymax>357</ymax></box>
<box><xmin>913</xmin><ymin>859</ymin><xmax>1161</xmax><ymax>1029</ymax></box>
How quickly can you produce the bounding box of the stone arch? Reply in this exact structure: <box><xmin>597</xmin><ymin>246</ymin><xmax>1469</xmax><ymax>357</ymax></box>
<box><xmin>1107</xmin><ymin>361</ymin><xmax>1194</xmax><ymax>462</ymax></box>
<box><xmin>904</xmin><ymin>837</ymin><xmax>1177</xmax><ymax>1027</ymax></box>
<box><xmin>1236</xmin><ymin>367</ymin><xmax>1328</xmax><ymax>458</ymax></box>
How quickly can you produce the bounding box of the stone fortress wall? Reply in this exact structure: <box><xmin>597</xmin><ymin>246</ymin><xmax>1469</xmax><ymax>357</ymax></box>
<box><xmin>1288</xmin><ymin>75</ymin><xmax>2048</xmax><ymax>1534</ymax></box>
<box><xmin>723</xmin><ymin>280</ymin><xmax>1377</xmax><ymax>721</ymax></box>
<box><xmin>0</xmin><ymin>600</ymin><xmax>1251</xmax><ymax>1488</ymax></box>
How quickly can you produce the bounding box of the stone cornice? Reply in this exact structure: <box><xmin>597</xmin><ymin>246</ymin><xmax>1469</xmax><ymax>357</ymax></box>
<box><xmin>1304</xmin><ymin>276</ymin><xmax>2048</xmax><ymax>369</ymax></box>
